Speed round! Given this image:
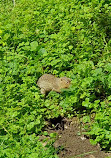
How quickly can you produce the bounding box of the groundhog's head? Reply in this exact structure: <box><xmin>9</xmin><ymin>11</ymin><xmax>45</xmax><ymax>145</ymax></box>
<box><xmin>59</xmin><ymin>77</ymin><xmax>71</xmax><ymax>89</ymax></box>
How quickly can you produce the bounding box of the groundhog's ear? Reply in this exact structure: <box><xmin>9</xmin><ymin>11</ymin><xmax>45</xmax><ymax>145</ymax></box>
<box><xmin>60</xmin><ymin>78</ymin><xmax>63</xmax><ymax>81</ymax></box>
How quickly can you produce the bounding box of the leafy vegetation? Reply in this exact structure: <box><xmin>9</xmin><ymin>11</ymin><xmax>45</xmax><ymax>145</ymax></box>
<box><xmin>0</xmin><ymin>0</ymin><xmax>111</xmax><ymax>157</ymax></box>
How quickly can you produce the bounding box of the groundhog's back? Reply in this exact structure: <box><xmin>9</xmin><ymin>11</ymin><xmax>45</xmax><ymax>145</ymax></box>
<box><xmin>37</xmin><ymin>74</ymin><xmax>57</xmax><ymax>87</ymax></box>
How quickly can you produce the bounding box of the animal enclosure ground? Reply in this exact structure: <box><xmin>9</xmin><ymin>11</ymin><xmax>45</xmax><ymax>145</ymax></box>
<box><xmin>47</xmin><ymin>117</ymin><xmax>111</xmax><ymax>158</ymax></box>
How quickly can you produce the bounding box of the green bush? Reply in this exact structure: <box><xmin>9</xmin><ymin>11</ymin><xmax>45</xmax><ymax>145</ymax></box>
<box><xmin>0</xmin><ymin>0</ymin><xmax>111</xmax><ymax>157</ymax></box>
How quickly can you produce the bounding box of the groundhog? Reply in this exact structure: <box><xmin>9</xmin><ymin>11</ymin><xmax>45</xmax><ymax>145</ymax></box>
<box><xmin>37</xmin><ymin>74</ymin><xmax>71</xmax><ymax>95</ymax></box>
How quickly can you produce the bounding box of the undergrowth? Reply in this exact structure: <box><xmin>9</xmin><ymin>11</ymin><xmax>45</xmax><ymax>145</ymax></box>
<box><xmin>0</xmin><ymin>0</ymin><xmax>111</xmax><ymax>157</ymax></box>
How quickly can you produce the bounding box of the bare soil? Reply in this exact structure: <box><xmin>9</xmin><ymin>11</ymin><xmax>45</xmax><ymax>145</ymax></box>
<box><xmin>47</xmin><ymin>117</ymin><xmax>111</xmax><ymax>158</ymax></box>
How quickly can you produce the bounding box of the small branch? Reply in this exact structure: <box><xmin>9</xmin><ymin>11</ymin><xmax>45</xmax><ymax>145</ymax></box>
<box><xmin>71</xmin><ymin>151</ymin><xmax>97</xmax><ymax>158</ymax></box>
<box><xmin>3</xmin><ymin>126</ymin><xmax>10</xmax><ymax>135</ymax></box>
<box><xmin>12</xmin><ymin>0</ymin><xmax>15</xmax><ymax>7</ymax></box>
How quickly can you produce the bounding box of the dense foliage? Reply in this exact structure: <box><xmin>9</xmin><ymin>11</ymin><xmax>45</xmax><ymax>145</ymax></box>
<box><xmin>0</xmin><ymin>0</ymin><xmax>111</xmax><ymax>157</ymax></box>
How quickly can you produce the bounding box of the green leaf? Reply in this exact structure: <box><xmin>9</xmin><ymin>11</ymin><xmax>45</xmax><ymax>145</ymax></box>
<box><xmin>50</xmin><ymin>133</ymin><xmax>57</xmax><ymax>138</ymax></box>
<box><xmin>90</xmin><ymin>139</ymin><xmax>97</xmax><ymax>145</ymax></box>
<box><xmin>82</xmin><ymin>98</ymin><xmax>90</xmax><ymax>108</ymax></box>
<box><xmin>82</xmin><ymin>116</ymin><xmax>90</xmax><ymax>123</ymax></box>
<box><xmin>30</xmin><ymin>41</ymin><xmax>38</xmax><ymax>51</ymax></box>
<box><xmin>68</xmin><ymin>45</ymin><xmax>73</xmax><ymax>50</ymax></box>
<box><xmin>39</xmin><ymin>48</ymin><xmax>47</xmax><ymax>56</ymax></box>
<box><xmin>43</xmin><ymin>131</ymin><xmax>48</xmax><ymax>136</ymax></box>
<box><xmin>27</xmin><ymin>122</ymin><xmax>35</xmax><ymax>130</ymax></box>
<box><xmin>108</xmin><ymin>95</ymin><xmax>111</xmax><ymax>101</ymax></box>
<box><xmin>105</xmin><ymin>63</ymin><xmax>111</xmax><ymax>72</ymax></box>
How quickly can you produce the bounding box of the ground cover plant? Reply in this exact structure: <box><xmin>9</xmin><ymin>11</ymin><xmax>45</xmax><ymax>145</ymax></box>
<box><xmin>0</xmin><ymin>0</ymin><xmax>111</xmax><ymax>157</ymax></box>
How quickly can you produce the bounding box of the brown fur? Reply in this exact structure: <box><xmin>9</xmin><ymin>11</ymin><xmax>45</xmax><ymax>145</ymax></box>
<box><xmin>37</xmin><ymin>74</ymin><xmax>71</xmax><ymax>95</ymax></box>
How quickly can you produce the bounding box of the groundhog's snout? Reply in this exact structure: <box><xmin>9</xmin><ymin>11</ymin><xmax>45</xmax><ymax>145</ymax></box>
<box><xmin>66</xmin><ymin>80</ymin><xmax>71</xmax><ymax>88</ymax></box>
<box><xmin>61</xmin><ymin>77</ymin><xmax>71</xmax><ymax>88</ymax></box>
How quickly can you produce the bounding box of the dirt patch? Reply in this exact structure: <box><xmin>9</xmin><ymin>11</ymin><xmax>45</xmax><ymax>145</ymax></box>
<box><xmin>47</xmin><ymin>117</ymin><xmax>111</xmax><ymax>158</ymax></box>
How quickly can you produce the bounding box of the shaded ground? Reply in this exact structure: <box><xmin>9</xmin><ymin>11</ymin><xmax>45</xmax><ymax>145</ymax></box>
<box><xmin>47</xmin><ymin>117</ymin><xmax>111</xmax><ymax>158</ymax></box>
